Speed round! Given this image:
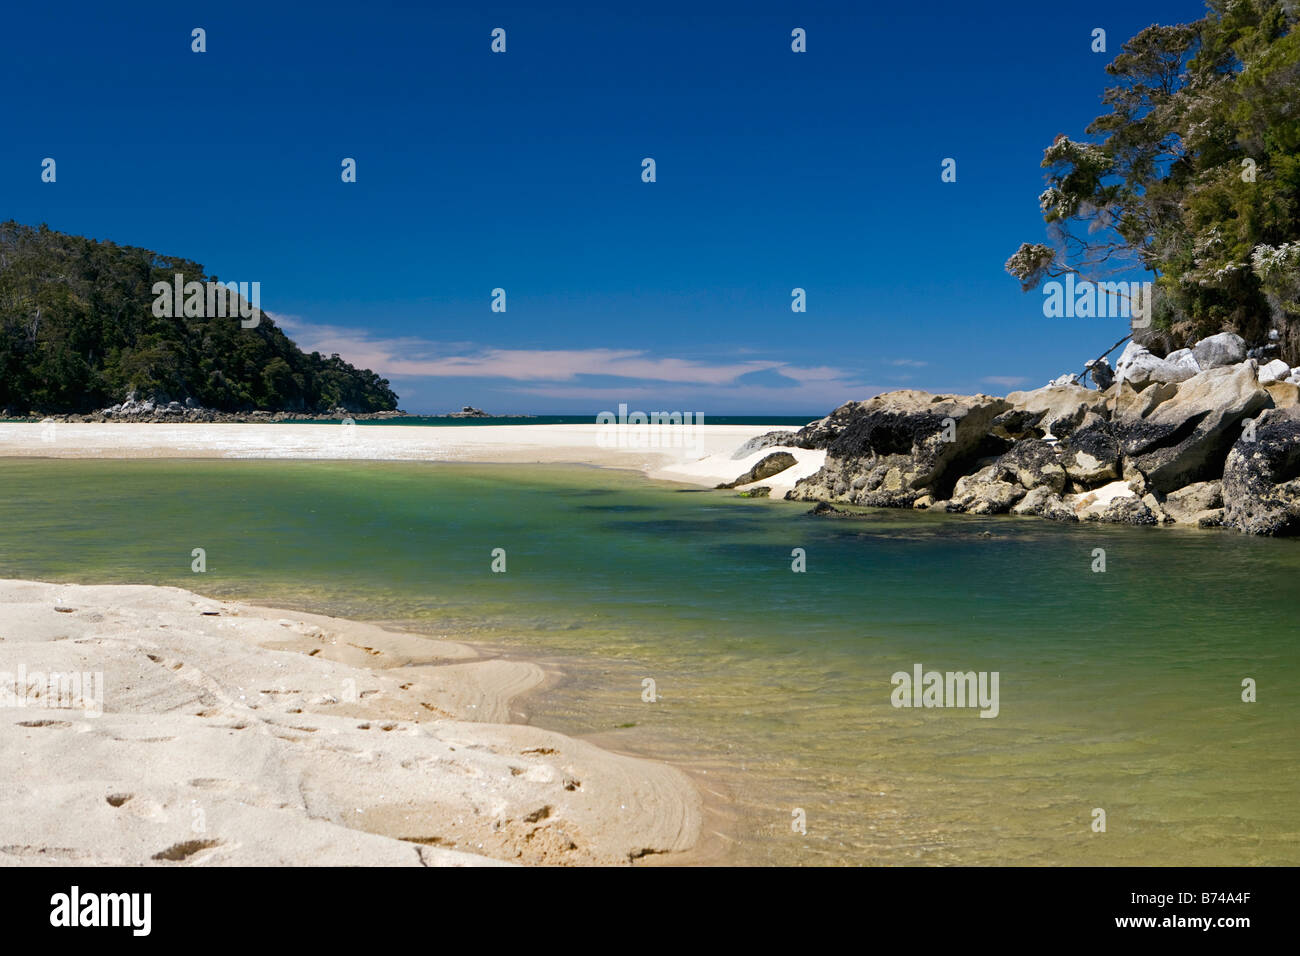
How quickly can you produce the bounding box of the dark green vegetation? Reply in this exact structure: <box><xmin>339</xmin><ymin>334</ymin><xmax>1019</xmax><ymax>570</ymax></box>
<box><xmin>0</xmin><ymin>221</ymin><xmax>399</xmax><ymax>414</ymax></box>
<box><xmin>1007</xmin><ymin>0</ymin><xmax>1300</xmax><ymax>361</ymax></box>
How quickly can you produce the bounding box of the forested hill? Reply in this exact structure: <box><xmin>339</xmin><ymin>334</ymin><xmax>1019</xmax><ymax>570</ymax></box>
<box><xmin>0</xmin><ymin>221</ymin><xmax>399</xmax><ymax>415</ymax></box>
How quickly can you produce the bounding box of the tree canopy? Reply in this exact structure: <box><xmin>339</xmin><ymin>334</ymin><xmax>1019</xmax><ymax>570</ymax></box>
<box><xmin>1007</xmin><ymin>0</ymin><xmax>1300</xmax><ymax>362</ymax></box>
<box><xmin>0</xmin><ymin>221</ymin><xmax>399</xmax><ymax>414</ymax></box>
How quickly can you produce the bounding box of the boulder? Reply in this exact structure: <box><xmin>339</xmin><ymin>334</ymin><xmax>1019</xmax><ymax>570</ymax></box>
<box><xmin>1221</xmin><ymin>408</ymin><xmax>1300</xmax><ymax>536</ymax></box>
<box><xmin>788</xmin><ymin>391</ymin><xmax>1011</xmax><ymax>507</ymax></box>
<box><xmin>1258</xmin><ymin>359</ymin><xmax>1292</xmax><ymax>385</ymax></box>
<box><xmin>1107</xmin><ymin>380</ymin><xmax>1178</xmax><ymax>420</ymax></box>
<box><xmin>994</xmin><ymin>439</ymin><xmax>1068</xmax><ymax>494</ymax></box>
<box><xmin>949</xmin><ymin>465</ymin><xmax>1026</xmax><ymax>514</ymax></box>
<box><xmin>1084</xmin><ymin>495</ymin><xmax>1160</xmax><ymax>525</ymax></box>
<box><xmin>1265</xmin><ymin>381</ymin><xmax>1300</xmax><ymax>409</ymax></box>
<box><xmin>1118</xmin><ymin>364</ymin><xmax>1271</xmax><ymax>494</ymax></box>
<box><xmin>1114</xmin><ymin>341</ymin><xmax>1199</xmax><ymax>390</ymax></box>
<box><xmin>785</xmin><ymin>401</ymin><xmax>871</xmax><ymax>449</ymax></box>
<box><xmin>1072</xmin><ymin>480</ymin><xmax>1156</xmax><ymax>524</ymax></box>
<box><xmin>1161</xmin><ymin>480</ymin><xmax>1223</xmax><ymax>525</ymax></box>
<box><xmin>1192</xmin><ymin>332</ymin><xmax>1247</xmax><ymax>370</ymax></box>
<box><xmin>730</xmin><ymin>430</ymin><xmax>798</xmax><ymax>460</ymax></box>
<box><xmin>1085</xmin><ymin>358</ymin><xmax>1115</xmax><ymax>390</ymax></box>
<box><xmin>717</xmin><ymin>452</ymin><xmax>798</xmax><ymax>489</ymax></box>
<box><xmin>1010</xmin><ymin>486</ymin><xmax>1078</xmax><ymax>522</ymax></box>
<box><xmin>1057</xmin><ymin>412</ymin><xmax>1122</xmax><ymax>486</ymax></box>
<box><xmin>1002</xmin><ymin>383</ymin><xmax>1108</xmax><ymax>439</ymax></box>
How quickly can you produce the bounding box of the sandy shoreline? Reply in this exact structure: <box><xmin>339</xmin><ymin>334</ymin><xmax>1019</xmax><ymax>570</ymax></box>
<box><xmin>0</xmin><ymin>421</ymin><xmax>823</xmax><ymax>492</ymax></box>
<box><xmin>0</xmin><ymin>579</ymin><xmax>706</xmax><ymax>866</ymax></box>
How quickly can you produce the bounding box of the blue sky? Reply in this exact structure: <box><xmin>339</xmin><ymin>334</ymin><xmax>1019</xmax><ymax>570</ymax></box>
<box><xmin>2</xmin><ymin>0</ymin><xmax>1205</xmax><ymax>414</ymax></box>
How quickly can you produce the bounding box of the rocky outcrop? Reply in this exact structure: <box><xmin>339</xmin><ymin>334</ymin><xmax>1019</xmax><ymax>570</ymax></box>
<box><xmin>44</xmin><ymin>403</ymin><xmax>408</xmax><ymax>424</ymax></box>
<box><xmin>787</xmin><ymin>392</ymin><xmax>1011</xmax><ymax>507</ymax></box>
<box><xmin>717</xmin><ymin>452</ymin><xmax>797</xmax><ymax>489</ymax></box>
<box><xmin>1222</xmin><ymin>408</ymin><xmax>1300</xmax><ymax>536</ymax></box>
<box><xmin>1116</xmin><ymin>364</ymin><xmax>1270</xmax><ymax>493</ymax></box>
<box><xmin>774</xmin><ymin>329</ymin><xmax>1300</xmax><ymax>536</ymax></box>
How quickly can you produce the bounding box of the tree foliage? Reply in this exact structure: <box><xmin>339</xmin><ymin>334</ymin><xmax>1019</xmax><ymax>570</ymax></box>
<box><xmin>1007</xmin><ymin>0</ymin><xmax>1300</xmax><ymax>360</ymax></box>
<box><xmin>0</xmin><ymin>221</ymin><xmax>399</xmax><ymax>414</ymax></box>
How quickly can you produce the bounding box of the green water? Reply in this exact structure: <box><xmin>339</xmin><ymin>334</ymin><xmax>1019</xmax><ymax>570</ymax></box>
<box><xmin>1</xmin><ymin>458</ymin><xmax>1297</xmax><ymax>865</ymax></box>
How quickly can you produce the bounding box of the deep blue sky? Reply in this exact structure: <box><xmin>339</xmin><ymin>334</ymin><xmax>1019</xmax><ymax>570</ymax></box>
<box><xmin>2</xmin><ymin>0</ymin><xmax>1205</xmax><ymax>414</ymax></box>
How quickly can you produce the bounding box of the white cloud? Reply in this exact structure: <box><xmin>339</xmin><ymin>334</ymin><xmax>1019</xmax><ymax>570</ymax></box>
<box><xmin>272</xmin><ymin>314</ymin><xmax>874</xmax><ymax>405</ymax></box>
<box><xmin>982</xmin><ymin>375</ymin><xmax>1029</xmax><ymax>388</ymax></box>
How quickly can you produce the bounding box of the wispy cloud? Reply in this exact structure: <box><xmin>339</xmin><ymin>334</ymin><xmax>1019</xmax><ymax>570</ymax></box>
<box><xmin>888</xmin><ymin>359</ymin><xmax>929</xmax><ymax>367</ymax></box>
<box><xmin>982</xmin><ymin>375</ymin><xmax>1029</xmax><ymax>388</ymax></box>
<box><xmin>273</xmin><ymin>314</ymin><xmax>875</xmax><ymax>408</ymax></box>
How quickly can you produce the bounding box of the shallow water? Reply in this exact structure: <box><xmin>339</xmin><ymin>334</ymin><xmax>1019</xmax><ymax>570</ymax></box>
<box><xmin>1</xmin><ymin>458</ymin><xmax>1296</xmax><ymax>865</ymax></box>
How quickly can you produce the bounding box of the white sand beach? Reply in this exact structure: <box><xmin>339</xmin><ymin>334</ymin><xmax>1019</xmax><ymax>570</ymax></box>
<box><xmin>0</xmin><ymin>420</ymin><xmax>823</xmax><ymax>490</ymax></box>
<box><xmin>0</xmin><ymin>579</ymin><xmax>703</xmax><ymax>866</ymax></box>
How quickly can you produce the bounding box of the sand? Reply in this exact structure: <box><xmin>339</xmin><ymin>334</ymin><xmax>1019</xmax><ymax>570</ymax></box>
<box><xmin>0</xmin><ymin>420</ymin><xmax>825</xmax><ymax>489</ymax></box>
<box><xmin>0</xmin><ymin>580</ymin><xmax>702</xmax><ymax>866</ymax></box>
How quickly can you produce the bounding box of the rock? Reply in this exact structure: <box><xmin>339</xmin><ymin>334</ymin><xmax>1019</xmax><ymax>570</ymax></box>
<box><xmin>787</xmin><ymin>391</ymin><xmax>1011</xmax><ymax>508</ymax></box>
<box><xmin>1119</xmin><ymin>364</ymin><xmax>1271</xmax><ymax>494</ymax></box>
<box><xmin>1107</xmin><ymin>381</ymin><xmax>1178</xmax><ymax>420</ymax></box>
<box><xmin>1165</xmin><ymin>348</ymin><xmax>1202</xmax><ymax>379</ymax></box>
<box><xmin>1265</xmin><ymin>381</ymin><xmax>1300</xmax><ymax>409</ymax></box>
<box><xmin>1002</xmin><ymin>384</ymin><xmax>1108</xmax><ymax>439</ymax></box>
<box><xmin>1221</xmin><ymin>407</ymin><xmax>1300</xmax><ymax>536</ymax></box>
<box><xmin>730</xmin><ymin>431</ymin><xmax>797</xmax><ymax>460</ymax></box>
<box><xmin>1085</xmin><ymin>358</ymin><xmax>1114</xmax><ymax>390</ymax></box>
<box><xmin>1084</xmin><ymin>495</ymin><xmax>1159</xmax><ymax>525</ymax></box>
<box><xmin>785</xmin><ymin>402</ymin><xmax>872</xmax><ymax>449</ymax></box>
<box><xmin>1194</xmin><ymin>508</ymin><xmax>1226</xmax><ymax>528</ymax></box>
<box><xmin>807</xmin><ymin>501</ymin><xmax>857</xmax><ymax>518</ymax></box>
<box><xmin>949</xmin><ymin>465</ymin><xmax>1026</xmax><ymax>514</ymax></box>
<box><xmin>1057</xmin><ymin>412</ymin><xmax>1122</xmax><ymax>486</ymax></box>
<box><xmin>717</xmin><ymin>452</ymin><xmax>798</xmax><ymax>489</ymax></box>
<box><xmin>912</xmin><ymin>495</ymin><xmax>934</xmax><ymax>510</ymax></box>
<box><xmin>1192</xmin><ymin>332</ymin><xmax>1247</xmax><ymax>370</ymax></box>
<box><xmin>1072</xmin><ymin>480</ymin><xmax>1141</xmax><ymax>521</ymax></box>
<box><xmin>1141</xmin><ymin>493</ymin><xmax>1174</xmax><ymax>524</ymax></box>
<box><xmin>1114</xmin><ymin>341</ymin><xmax>1198</xmax><ymax>390</ymax></box>
<box><xmin>1258</xmin><ymin>359</ymin><xmax>1291</xmax><ymax>385</ymax></box>
<box><xmin>735</xmin><ymin>486</ymin><xmax>771</xmax><ymax>498</ymax></box>
<box><xmin>1009</xmin><ymin>485</ymin><xmax>1078</xmax><ymax>521</ymax></box>
<box><xmin>994</xmin><ymin>439</ymin><xmax>1068</xmax><ymax>494</ymax></box>
<box><xmin>1161</xmin><ymin>480</ymin><xmax>1223</xmax><ymax>524</ymax></box>
<box><xmin>1047</xmin><ymin>373</ymin><xmax>1077</xmax><ymax>387</ymax></box>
